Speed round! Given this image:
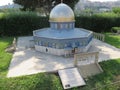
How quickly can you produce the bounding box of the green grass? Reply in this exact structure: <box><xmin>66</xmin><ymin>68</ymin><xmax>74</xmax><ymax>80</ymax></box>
<box><xmin>0</xmin><ymin>37</ymin><xmax>63</xmax><ymax>90</ymax></box>
<box><xmin>105</xmin><ymin>33</ymin><xmax>120</xmax><ymax>48</ymax></box>
<box><xmin>0</xmin><ymin>34</ymin><xmax>120</xmax><ymax>90</ymax></box>
<box><xmin>79</xmin><ymin>59</ymin><xmax>120</xmax><ymax>90</ymax></box>
<box><xmin>0</xmin><ymin>37</ymin><xmax>13</xmax><ymax>76</ymax></box>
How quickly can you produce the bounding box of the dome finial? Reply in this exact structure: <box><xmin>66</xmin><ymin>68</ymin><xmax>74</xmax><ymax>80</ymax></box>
<box><xmin>61</xmin><ymin>0</ymin><xmax>63</xmax><ymax>3</ymax></box>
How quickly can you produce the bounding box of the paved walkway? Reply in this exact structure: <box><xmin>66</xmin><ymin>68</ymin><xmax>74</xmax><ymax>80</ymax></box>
<box><xmin>7</xmin><ymin>36</ymin><xmax>120</xmax><ymax>77</ymax></box>
<box><xmin>91</xmin><ymin>39</ymin><xmax>120</xmax><ymax>61</ymax></box>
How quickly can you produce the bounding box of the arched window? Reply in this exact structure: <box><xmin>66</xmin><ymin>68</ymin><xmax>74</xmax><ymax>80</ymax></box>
<box><xmin>48</xmin><ymin>42</ymin><xmax>52</xmax><ymax>47</ymax></box>
<box><xmin>59</xmin><ymin>43</ymin><xmax>64</xmax><ymax>49</ymax></box>
<box><xmin>70</xmin><ymin>23</ymin><xmax>73</xmax><ymax>29</ymax></box>
<box><xmin>75</xmin><ymin>42</ymin><xmax>79</xmax><ymax>46</ymax></box>
<box><xmin>52</xmin><ymin>43</ymin><xmax>56</xmax><ymax>48</ymax></box>
<box><xmin>65</xmin><ymin>24</ymin><xmax>68</xmax><ymax>29</ymax></box>
<box><xmin>83</xmin><ymin>41</ymin><xmax>86</xmax><ymax>46</ymax></box>
<box><xmin>55</xmin><ymin>24</ymin><xmax>57</xmax><ymax>29</ymax></box>
<box><xmin>56</xmin><ymin>43</ymin><xmax>59</xmax><ymax>49</ymax></box>
<box><xmin>39</xmin><ymin>41</ymin><xmax>41</xmax><ymax>45</ymax></box>
<box><xmin>57</xmin><ymin>23</ymin><xmax>61</xmax><ymax>29</ymax></box>
<box><xmin>68</xmin><ymin>23</ymin><xmax>70</xmax><ymax>29</ymax></box>
<box><xmin>41</xmin><ymin>41</ymin><xmax>43</xmax><ymax>46</ymax></box>
<box><xmin>64</xmin><ymin>43</ymin><xmax>67</xmax><ymax>48</ymax></box>
<box><xmin>61</xmin><ymin>24</ymin><xmax>63</xmax><ymax>29</ymax></box>
<box><xmin>51</xmin><ymin>24</ymin><xmax>54</xmax><ymax>29</ymax></box>
<box><xmin>44</xmin><ymin>42</ymin><xmax>48</xmax><ymax>47</ymax></box>
<box><xmin>67</xmin><ymin>42</ymin><xmax>71</xmax><ymax>47</ymax></box>
<box><xmin>72</xmin><ymin>42</ymin><xmax>76</xmax><ymax>48</ymax></box>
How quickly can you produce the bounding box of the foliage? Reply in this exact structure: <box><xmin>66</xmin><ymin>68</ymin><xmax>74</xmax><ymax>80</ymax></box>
<box><xmin>112</xmin><ymin>7</ymin><xmax>120</xmax><ymax>14</ymax></box>
<box><xmin>77</xmin><ymin>59</ymin><xmax>120</xmax><ymax>90</ymax></box>
<box><xmin>105</xmin><ymin>33</ymin><xmax>120</xmax><ymax>48</ymax></box>
<box><xmin>112</xmin><ymin>27</ymin><xmax>120</xmax><ymax>31</ymax></box>
<box><xmin>1</xmin><ymin>11</ymin><xmax>120</xmax><ymax>36</ymax></box>
<box><xmin>55</xmin><ymin>0</ymin><xmax>79</xmax><ymax>9</ymax></box>
<box><xmin>111</xmin><ymin>27</ymin><xmax>120</xmax><ymax>33</ymax></box>
<box><xmin>0</xmin><ymin>12</ymin><xmax>49</xmax><ymax>36</ymax></box>
<box><xmin>0</xmin><ymin>37</ymin><xmax>13</xmax><ymax>77</ymax></box>
<box><xmin>95</xmin><ymin>12</ymin><xmax>118</xmax><ymax>17</ymax></box>
<box><xmin>0</xmin><ymin>8</ymin><xmax>20</xmax><ymax>13</ymax></box>
<box><xmin>75</xmin><ymin>10</ymin><xmax>120</xmax><ymax>32</ymax></box>
<box><xmin>75</xmin><ymin>13</ymin><xmax>120</xmax><ymax>32</ymax></box>
<box><xmin>13</xmin><ymin>0</ymin><xmax>79</xmax><ymax>12</ymax></box>
<box><xmin>0</xmin><ymin>37</ymin><xmax>63</xmax><ymax>90</ymax></box>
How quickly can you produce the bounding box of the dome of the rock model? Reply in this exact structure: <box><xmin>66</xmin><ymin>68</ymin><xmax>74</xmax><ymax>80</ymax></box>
<box><xmin>49</xmin><ymin>3</ymin><xmax>75</xmax><ymax>22</ymax></box>
<box><xmin>33</xmin><ymin>3</ymin><xmax>93</xmax><ymax>56</ymax></box>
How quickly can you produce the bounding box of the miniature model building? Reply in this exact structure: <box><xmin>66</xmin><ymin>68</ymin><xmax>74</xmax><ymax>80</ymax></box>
<box><xmin>33</xmin><ymin>2</ymin><xmax>93</xmax><ymax>56</ymax></box>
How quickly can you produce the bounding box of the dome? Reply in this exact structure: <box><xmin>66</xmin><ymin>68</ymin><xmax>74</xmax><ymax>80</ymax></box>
<box><xmin>49</xmin><ymin>3</ymin><xmax>75</xmax><ymax>22</ymax></box>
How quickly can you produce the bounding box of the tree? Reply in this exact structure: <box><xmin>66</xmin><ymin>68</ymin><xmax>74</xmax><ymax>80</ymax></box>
<box><xmin>14</xmin><ymin>0</ymin><xmax>79</xmax><ymax>12</ymax></box>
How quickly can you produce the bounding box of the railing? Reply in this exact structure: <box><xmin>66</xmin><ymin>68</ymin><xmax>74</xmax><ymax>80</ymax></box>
<box><xmin>13</xmin><ymin>38</ymin><xmax>17</xmax><ymax>50</ymax></box>
<box><xmin>93</xmin><ymin>32</ymin><xmax>105</xmax><ymax>41</ymax></box>
<box><xmin>5</xmin><ymin>37</ymin><xmax>16</xmax><ymax>53</ymax></box>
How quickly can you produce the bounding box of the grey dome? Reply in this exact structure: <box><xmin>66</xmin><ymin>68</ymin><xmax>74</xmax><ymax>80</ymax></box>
<box><xmin>49</xmin><ymin>3</ymin><xmax>75</xmax><ymax>22</ymax></box>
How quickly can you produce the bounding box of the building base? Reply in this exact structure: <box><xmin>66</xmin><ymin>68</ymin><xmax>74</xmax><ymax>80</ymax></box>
<box><xmin>35</xmin><ymin>41</ymin><xmax>92</xmax><ymax>56</ymax></box>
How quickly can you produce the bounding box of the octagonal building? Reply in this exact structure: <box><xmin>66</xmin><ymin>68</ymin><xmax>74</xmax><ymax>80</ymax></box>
<box><xmin>33</xmin><ymin>3</ymin><xmax>93</xmax><ymax>56</ymax></box>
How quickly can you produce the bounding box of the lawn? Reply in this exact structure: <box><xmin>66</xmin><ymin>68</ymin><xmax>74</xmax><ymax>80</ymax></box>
<box><xmin>0</xmin><ymin>34</ymin><xmax>120</xmax><ymax>90</ymax></box>
<box><xmin>105</xmin><ymin>33</ymin><xmax>120</xmax><ymax>48</ymax></box>
<box><xmin>0</xmin><ymin>37</ymin><xmax>62</xmax><ymax>90</ymax></box>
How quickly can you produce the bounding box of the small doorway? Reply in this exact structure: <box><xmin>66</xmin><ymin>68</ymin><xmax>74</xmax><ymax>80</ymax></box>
<box><xmin>46</xmin><ymin>48</ymin><xmax>48</xmax><ymax>52</ymax></box>
<box><xmin>72</xmin><ymin>47</ymin><xmax>78</xmax><ymax>54</ymax></box>
<box><xmin>72</xmin><ymin>48</ymin><xmax>75</xmax><ymax>54</ymax></box>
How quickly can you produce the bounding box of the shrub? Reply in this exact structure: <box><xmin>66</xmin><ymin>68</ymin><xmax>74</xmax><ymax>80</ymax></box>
<box><xmin>112</xmin><ymin>7</ymin><xmax>120</xmax><ymax>14</ymax></box>
<box><xmin>0</xmin><ymin>12</ymin><xmax>49</xmax><ymax>36</ymax></box>
<box><xmin>1</xmin><ymin>11</ymin><xmax>120</xmax><ymax>36</ymax></box>
<box><xmin>111</xmin><ymin>27</ymin><xmax>120</xmax><ymax>33</ymax></box>
<box><xmin>75</xmin><ymin>13</ymin><xmax>120</xmax><ymax>32</ymax></box>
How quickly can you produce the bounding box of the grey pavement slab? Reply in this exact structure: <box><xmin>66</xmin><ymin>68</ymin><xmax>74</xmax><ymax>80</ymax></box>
<box><xmin>91</xmin><ymin>39</ymin><xmax>120</xmax><ymax>61</ymax></box>
<box><xmin>58</xmin><ymin>68</ymin><xmax>86</xmax><ymax>89</ymax></box>
<box><xmin>7</xmin><ymin>48</ymin><xmax>74</xmax><ymax>77</ymax></box>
